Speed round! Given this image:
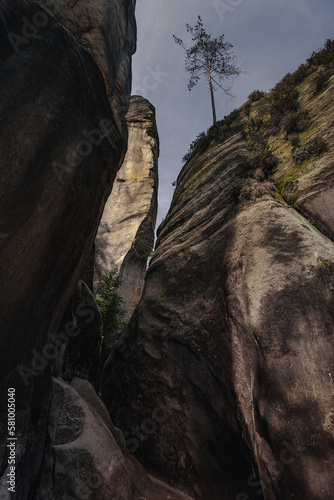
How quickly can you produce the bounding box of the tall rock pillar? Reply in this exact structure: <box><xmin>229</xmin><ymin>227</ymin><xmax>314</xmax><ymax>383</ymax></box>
<box><xmin>95</xmin><ymin>95</ymin><xmax>159</xmax><ymax>318</ymax></box>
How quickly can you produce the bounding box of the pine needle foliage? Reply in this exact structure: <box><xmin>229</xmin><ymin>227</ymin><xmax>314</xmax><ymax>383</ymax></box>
<box><xmin>173</xmin><ymin>15</ymin><xmax>240</xmax><ymax>124</ymax></box>
<box><xmin>95</xmin><ymin>268</ymin><xmax>127</xmax><ymax>349</ymax></box>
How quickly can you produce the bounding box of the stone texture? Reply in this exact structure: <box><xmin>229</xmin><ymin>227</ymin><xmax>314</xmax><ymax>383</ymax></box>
<box><xmin>53</xmin><ymin>280</ymin><xmax>102</xmax><ymax>392</ymax></box>
<box><xmin>102</xmin><ymin>100</ymin><xmax>334</xmax><ymax>498</ymax></box>
<box><xmin>37</xmin><ymin>377</ymin><xmax>194</xmax><ymax>500</ymax></box>
<box><xmin>0</xmin><ymin>0</ymin><xmax>135</xmax><ymax>497</ymax></box>
<box><xmin>39</xmin><ymin>0</ymin><xmax>137</xmax><ymax>140</ymax></box>
<box><xmin>0</xmin><ymin>3</ymin><xmax>191</xmax><ymax>499</ymax></box>
<box><xmin>251</xmin><ymin>70</ymin><xmax>334</xmax><ymax>241</ymax></box>
<box><xmin>95</xmin><ymin>95</ymin><xmax>159</xmax><ymax>317</ymax></box>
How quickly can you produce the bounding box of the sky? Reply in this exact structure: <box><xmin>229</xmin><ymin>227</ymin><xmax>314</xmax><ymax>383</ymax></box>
<box><xmin>131</xmin><ymin>0</ymin><xmax>334</xmax><ymax>229</ymax></box>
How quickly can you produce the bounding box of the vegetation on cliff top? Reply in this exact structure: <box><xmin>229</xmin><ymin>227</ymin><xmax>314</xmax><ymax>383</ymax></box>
<box><xmin>174</xmin><ymin>15</ymin><xmax>240</xmax><ymax>125</ymax></box>
<box><xmin>182</xmin><ymin>108</ymin><xmax>241</xmax><ymax>163</ymax></box>
<box><xmin>180</xmin><ymin>38</ymin><xmax>333</xmax><ymax>206</ymax></box>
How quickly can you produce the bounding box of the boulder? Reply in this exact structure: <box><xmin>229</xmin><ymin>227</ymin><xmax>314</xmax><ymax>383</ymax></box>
<box><xmin>37</xmin><ymin>377</ymin><xmax>194</xmax><ymax>500</ymax></box>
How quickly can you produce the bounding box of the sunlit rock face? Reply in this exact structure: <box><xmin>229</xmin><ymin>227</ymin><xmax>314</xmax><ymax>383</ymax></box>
<box><xmin>102</xmin><ymin>72</ymin><xmax>334</xmax><ymax>499</ymax></box>
<box><xmin>95</xmin><ymin>95</ymin><xmax>159</xmax><ymax>318</ymax></box>
<box><xmin>0</xmin><ymin>0</ymin><xmax>135</xmax><ymax>497</ymax></box>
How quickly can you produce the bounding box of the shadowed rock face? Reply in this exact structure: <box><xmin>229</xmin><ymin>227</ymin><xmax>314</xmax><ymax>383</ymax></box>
<box><xmin>1</xmin><ymin>3</ymin><xmax>333</xmax><ymax>498</ymax></box>
<box><xmin>0</xmin><ymin>3</ymin><xmax>193</xmax><ymax>499</ymax></box>
<box><xmin>38</xmin><ymin>377</ymin><xmax>194</xmax><ymax>500</ymax></box>
<box><xmin>39</xmin><ymin>0</ymin><xmax>137</xmax><ymax>139</ymax></box>
<box><xmin>0</xmin><ymin>0</ymin><xmax>134</xmax><ymax>497</ymax></box>
<box><xmin>102</xmin><ymin>100</ymin><xmax>334</xmax><ymax>497</ymax></box>
<box><xmin>53</xmin><ymin>280</ymin><xmax>102</xmax><ymax>392</ymax></box>
<box><xmin>95</xmin><ymin>95</ymin><xmax>159</xmax><ymax>317</ymax></box>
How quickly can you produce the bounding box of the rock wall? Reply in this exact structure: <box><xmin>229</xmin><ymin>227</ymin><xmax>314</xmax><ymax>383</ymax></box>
<box><xmin>52</xmin><ymin>280</ymin><xmax>103</xmax><ymax>392</ymax></box>
<box><xmin>95</xmin><ymin>95</ymin><xmax>159</xmax><ymax>318</ymax></box>
<box><xmin>0</xmin><ymin>0</ymin><xmax>135</xmax><ymax>497</ymax></box>
<box><xmin>0</xmin><ymin>3</ymin><xmax>192</xmax><ymax>499</ymax></box>
<box><xmin>39</xmin><ymin>0</ymin><xmax>137</xmax><ymax>140</ymax></box>
<box><xmin>2</xmin><ymin>3</ymin><xmax>333</xmax><ymax>499</ymax></box>
<box><xmin>102</xmin><ymin>71</ymin><xmax>334</xmax><ymax>498</ymax></box>
<box><xmin>37</xmin><ymin>377</ymin><xmax>194</xmax><ymax>500</ymax></box>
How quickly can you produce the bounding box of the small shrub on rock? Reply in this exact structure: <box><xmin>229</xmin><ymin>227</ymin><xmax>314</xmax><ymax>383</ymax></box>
<box><xmin>239</xmin><ymin>185</ymin><xmax>253</xmax><ymax>201</ymax></box>
<box><xmin>307</xmin><ymin>38</ymin><xmax>334</xmax><ymax>67</ymax></box>
<box><xmin>244</xmin><ymin>101</ymin><xmax>252</xmax><ymax>116</ymax></box>
<box><xmin>253</xmin><ymin>168</ymin><xmax>266</xmax><ymax>182</ymax></box>
<box><xmin>292</xmin><ymin>64</ymin><xmax>311</xmax><ymax>85</ymax></box>
<box><xmin>96</xmin><ymin>268</ymin><xmax>127</xmax><ymax>351</ymax></box>
<box><xmin>252</xmin><ymin>180</ymin><xmax>276</xmax><ymax>198</ymax></box>
<box><xmin>245</xmin><ymin>118</ymin><xmax>279</xmax><ymax>175</ymax></box>
<box><xmin>279</xmin><ymin>180</ymin><xmax>298</xmax><ymax>205</ymax></box>
<box><xmin>266</xmin><ymin>124</ymin><xmax>281</xmax><ymax>137</ymax></box>
<box><xmin>310</xmin><ymin>136</ymin><xmax>329</xmax><ymax>155</ymax></box>
<box><xmin>289</xmin><ymin>133</ymin><xmax>301</xmax><ymax>148</ymax></box>
<box><xmin>182</xmin><ymin>131</ymin><xmax>207</xmax><ymax>163</ymax></box>
<box><xmin>231</xmin><ymin>184</ymin><xmax>243</xmax><ymax>201</ymax></box>
<box><xmin>231</xmin><ymin>183</ymin><xmax>253</xmax><ymax>202</ymax></box>
<box><xmin>250</xmin><ymin>117</ymin><xmax>264</xmax><ymax>130</ymax></box>
<box><xmin>283</xmin><ymin>110</ymin><xmax>310</xmax><ymax>135</ymax></box>
<box><xmin>293</xmin><ymin>136</ymin><xmax>329</xmax><ymax>164</ymax></box>
<box><xmin>247</xmin><ymin>148</ymin><xmax>279</xmax><ymax>174</ymax></box>
<box><xmin>248</xmin><ymin>90</ymin><xmax>265</xmax><ymax>102</ymax></box>
<box><xmin>314</xmin><ymin>70</ymin><xmax>331</xmax><ymax>93</ymax></box>
<box><xmin>271</xmin><ymin>73</ymin><xmax>300</xmax><ymax>117</ymax></box>
<box><xmin>182</xmin><ymin>110</ymin><xmax>240</xmax><ymax>163</ymax></box>
<box><xmin>325</xmin><ymin>38</ymin><xmax>334</xmax><ymax>51</ymax></box>
<box><xmin>284</xmin><ymin>181</ymin><xmax>298</xmax><ymax>205</ymax></box>
<box><xmin>293</xmin><ymin>145</ymin><xmax>309</xmax><ymax>164</ymax></box>
<box><xmin>233</xmin><ymin>179</ymin><xmax>276</xmax><ymax>203</ymax></box>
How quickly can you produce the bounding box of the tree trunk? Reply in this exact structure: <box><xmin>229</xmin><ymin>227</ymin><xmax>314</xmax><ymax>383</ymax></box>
<box><xmin>207</xmin><ymin>63</ymin><xmax>217</xmax><ymax>124</ymax></box>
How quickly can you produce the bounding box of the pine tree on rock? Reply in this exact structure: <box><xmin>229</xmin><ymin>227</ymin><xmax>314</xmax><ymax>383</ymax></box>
<box><xmin>174</xmin><ymin>16</ymin><xmax>240</xmax><ymax>124</ymax></box>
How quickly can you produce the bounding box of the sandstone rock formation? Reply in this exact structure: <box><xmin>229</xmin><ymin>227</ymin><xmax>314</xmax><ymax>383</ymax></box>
<box><xmin>0</xmin><ymin>3</ymin><xmax>194</xmax><ymax>499</ymax></box>
<box><xmin>53</xmin><ymin>280</ymin><xmax>102</xmax><ymax>392</ymax></box>
<box><xmin>2</xmin><ymin>2</ymin><xmax>334</xmax><ymax>498</ymax></box>
<box><xmin>39</xmin><ymin>0</ymin><xmax>137</xmax><ymax>139</ymax></box>
<box><xmin>247</xmin><ymin>71</ymin><xmax>334</xmax><ymax>242</ymax></box>
<box><xmin>37</xmin><ymin>377</ymin><xmax>194</xmax><ymax>500</ymax></box>
<box><xmin>95</xmin><ymin>95</ymin><xmax>159</xmax><ymax>317</ymax></box>
<box><xmin>102</xmin><ymin>69</ymin><xmax>334</xmax><ymax>498</ymax></box>
<box><xmin>0</xmin><ymin>0</ymin><xmax>135</xmax><ymax>497</ymax></box>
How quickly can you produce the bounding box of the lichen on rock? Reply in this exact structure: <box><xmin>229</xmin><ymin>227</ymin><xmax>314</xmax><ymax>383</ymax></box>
<box><xmin>95</xmin><ymin>95</ymin><xmax>159</xmax><ymax>318</ymax></box>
